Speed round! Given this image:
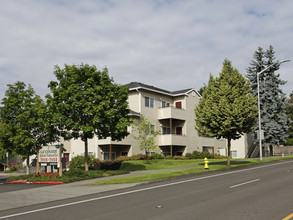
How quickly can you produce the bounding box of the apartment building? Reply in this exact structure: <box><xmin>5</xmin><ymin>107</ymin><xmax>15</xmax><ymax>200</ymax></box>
<box><xmin>62</xmin><ymin>82</ymin><xmax>227</xmax><ymax>161</ymax></box>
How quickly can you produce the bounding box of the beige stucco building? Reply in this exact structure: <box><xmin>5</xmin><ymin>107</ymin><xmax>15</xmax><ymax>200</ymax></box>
<box><xmin>62</xmin><ymin>82</ymin><xmax>228</xmax><ymax>161</ymax></box>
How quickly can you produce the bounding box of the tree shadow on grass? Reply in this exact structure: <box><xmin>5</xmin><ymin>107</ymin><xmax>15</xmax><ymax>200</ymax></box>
<box><xmin>119</xmin><ymin>163</ymin><xmax>147</xmax><ymax>171</ymax></box>
<box><xmin>198</xmin><ymin>160</ymin><xmax>253</xmax><ymax>166</ymax></box>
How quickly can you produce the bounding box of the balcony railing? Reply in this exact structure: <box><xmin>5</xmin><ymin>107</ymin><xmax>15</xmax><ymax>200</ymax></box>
<box><xmin>157</xmin><ymin>106</ymin><xmax>186</xmax><ymax>120</ymax></box>
<box><xmin>158</xmin><ymin>134</ymin><xmax>187</xmax><ymax>146</ymax></box>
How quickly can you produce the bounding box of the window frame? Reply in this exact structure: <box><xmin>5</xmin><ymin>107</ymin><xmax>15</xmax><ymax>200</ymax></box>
<box><xmin>145</xmin><ymin>96</ymin><xmax>155</xmax><ymax>108</ymax></box>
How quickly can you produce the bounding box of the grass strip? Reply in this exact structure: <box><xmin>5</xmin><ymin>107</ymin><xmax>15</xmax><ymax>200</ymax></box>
<box><xmin>90</xmin><ymin>157</ymin><xmax>293</xmax><ymax>185</ymax></box>
<box><xmin>120</xmin><ymin>159</ymin><xmax>227</xmax><ymax>171</ymax></box>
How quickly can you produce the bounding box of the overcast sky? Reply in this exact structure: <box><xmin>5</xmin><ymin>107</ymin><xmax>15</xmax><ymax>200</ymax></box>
<box><xmin>1</xmin><ymin>0</ymin><xmax>292</xmax><ymax>101</ymax></box>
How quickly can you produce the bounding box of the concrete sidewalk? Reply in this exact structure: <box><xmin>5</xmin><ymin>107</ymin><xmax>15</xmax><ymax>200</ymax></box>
<box><xmin>0</xmin><ymin>165</ymin><xmax>203</xmax><ymax>211</ymax></box>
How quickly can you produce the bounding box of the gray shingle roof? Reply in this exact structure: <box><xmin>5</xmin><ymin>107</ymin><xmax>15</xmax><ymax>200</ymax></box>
<box><xmin>126</xmin><ymin>82</ymin><xmax>195</xmax><ymax>96</ymax></box>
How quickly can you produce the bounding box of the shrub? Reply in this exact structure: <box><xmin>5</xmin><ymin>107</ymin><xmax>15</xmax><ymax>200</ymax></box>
<box><xmin>130</xmin><ymin>154</ymin><xmax>146</xmax><ymax>160</ymax></box>
<box><xmin>9</xmin><ymin>164</ymin><xmax>19</xmax><ymax>171</ymax></box>
<box><xmin>152</xmin><ymin>153</ymin><xmax>164</xmax><ymax>159</ymax></box>
<box><xmin>164</xmin><ymin>155</ymin><xmax>173</xmax><ymax>159</ymax></box>
<box><xmin>116</xmin><ymin>156</ymin><xmax>131</xmax><ymax>162</ymax></box>
<box><xmin>183</xmin><ymin>150</ymin><xmax>226</xmax><ymax>159</ymax></box>
<box><xmin>100</xmin><ymin>161</ymin><xmax>122</xmax><ymax>170</ymax></box>
<box><xmin>69</xmin><ymin>155</ymin><xmax>95</xmax><ymax>169</ymax></box>
<box><xmin>92</xmin><ymin>158</ymin><xmax>101</xmax><ymax>170</ymax></box>
<box><xmin>184</xmin><ymin>153</ymin><xmax>193</xmax><ymax>159</ymax></box>
<box><xmin>286</xmin><ymin>138</ymin><xmax>293</xmax><ymax>146</ymax></box>
<box><xmin>172</xmin><ymin>156</ymin><xmax>183</xmax><ymax>160</ymax></box>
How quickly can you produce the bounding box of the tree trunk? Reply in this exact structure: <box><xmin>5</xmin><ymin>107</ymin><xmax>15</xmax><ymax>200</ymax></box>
<box><xmin>227</xmin><ymin>138</ymin><xmax>231</xmax><ymax>166</ymax></box>
<box><xmin>59</xmin><ymin>145</ymin><xmax>63</xmax><ymax>177</ymax></box>
<box><xmin>145</xmin><ymin>150</ymin><xmax>150</xmax><ymax>164</ymax></box>
<box><xmin>26</xmin><ymin>154</ymin><xmax>30</xmax><ymax>175</ymax></box>
<box><xmin>36</xmin><ymin>149</ymin><xmax>40</xmax><ymax>174</ymax></box>
<box><xmin>85</xmin><ymin>138</ymin><xmax>89</xmax><ymax>171</ymax></box>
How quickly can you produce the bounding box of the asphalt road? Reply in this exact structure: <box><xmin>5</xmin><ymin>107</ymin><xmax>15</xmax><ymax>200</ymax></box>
<box><xmin>1</xmin><ymin>160</ymin><xmax>293</xmax><ymax>220</ymax></box>
<box><xmin>0</xmin><ymin>176</ymin><xmax>49</xmax><ymax>193</ymax></box>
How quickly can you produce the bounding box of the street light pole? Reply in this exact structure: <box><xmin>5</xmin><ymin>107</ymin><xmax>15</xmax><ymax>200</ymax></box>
<box><xmin>257</xmin><ymin>59</ymin><xmax>290</xmax><ymax>161</ymax></box>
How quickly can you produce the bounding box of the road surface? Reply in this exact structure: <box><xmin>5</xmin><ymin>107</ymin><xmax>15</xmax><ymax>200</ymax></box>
<box><xmin>1</xmin><ymin>160</ymin><xmax>293</xmax><ymax>219</ymax></box>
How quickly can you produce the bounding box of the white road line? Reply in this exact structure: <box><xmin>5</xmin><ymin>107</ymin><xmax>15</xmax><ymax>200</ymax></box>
<box><xmin>229</xmin><ymin>178</ymin><xmax>260</xmax><ymax>189</ymax></box>
<box><xmin>0</xmin><ymin>160</ymin><xmax>292</xmax><ymax>219</ymax></box>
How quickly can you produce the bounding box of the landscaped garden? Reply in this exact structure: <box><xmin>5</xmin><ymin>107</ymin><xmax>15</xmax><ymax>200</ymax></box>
<box><xmin>6</xmin><ymin>151</ymin><xmax>293</xmax><ymax>184</ymax></box>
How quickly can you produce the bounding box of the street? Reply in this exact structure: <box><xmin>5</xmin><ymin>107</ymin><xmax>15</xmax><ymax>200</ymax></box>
<box><xmin>0</xmin><ymin>176</ymin><xmax>49</xmax><ymax>193</ymax></box>
<box><xmin>1</xmin><ymin>160</ymin><xmax>293</xmax><ymax>219</ymax></box>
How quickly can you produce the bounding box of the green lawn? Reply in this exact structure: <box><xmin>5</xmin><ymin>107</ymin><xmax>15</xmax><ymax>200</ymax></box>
<box><xmin>90</xmin><ymin>156</ymin><xmax>293</xmax><ymax>185</ymax></box>
<box><xmin>119</xmin><ymin>158</ymin><xmax>227</xmax><ymax>171</ymax></box>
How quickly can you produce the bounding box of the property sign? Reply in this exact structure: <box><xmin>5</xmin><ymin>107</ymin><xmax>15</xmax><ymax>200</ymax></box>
<box><xmin>39</xmin><ymin>145</ymin><xmax>59</xmax><ymax>164</ymax></box>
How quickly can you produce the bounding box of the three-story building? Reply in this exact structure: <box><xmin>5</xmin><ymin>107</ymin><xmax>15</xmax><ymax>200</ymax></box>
<box><xmin>63</xmin><ymin>82</ymin><xmax>227</xmax><ymax>161</ymax></box>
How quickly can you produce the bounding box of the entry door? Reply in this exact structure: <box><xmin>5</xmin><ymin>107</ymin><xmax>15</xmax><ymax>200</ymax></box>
<box><xmin>63</xmin><ymin>153</ymin><xmax>70</xmax><ymax>163</ymax></box>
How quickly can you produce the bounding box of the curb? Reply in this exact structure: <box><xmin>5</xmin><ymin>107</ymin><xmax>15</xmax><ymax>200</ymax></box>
<box><xmin>6</xmin><ymin>181</ymin><xmax>63</xmax><ymax>184</ymax></box>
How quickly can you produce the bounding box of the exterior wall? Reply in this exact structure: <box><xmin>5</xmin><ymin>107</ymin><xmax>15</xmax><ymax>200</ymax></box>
<box><xmin>231</xmin><ymin>133</ymin><xmax>254</xmax><ymax>158</ymax></box>
<box><xmin>128</xmin><ymin>91</ymin><xmax>140</xmax><ymax>113</ymax></box>
<box><xmin>62</xmin><ymin>137</ymin><xmax>97</xmax><ymax>158</ymax></box>
<box><xmin>62</xmin><ymin>85</ymin><xmax>229</xmax><ymax>161</ymax></box>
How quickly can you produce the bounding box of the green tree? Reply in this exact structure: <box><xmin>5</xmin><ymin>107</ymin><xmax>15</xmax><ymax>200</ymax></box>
<box><xmin>46</xmin><ymin>64</ymin><xmax>130</xmax><ymax>171</ymax></box>
<box><xmin>247</xmin><ymin>46</ymin><xmax>289</xmax><ymax>148</ymax></box>
<box><xmin>0</xmin><ymin>82</ymin><xmax>50</xmax><ymax>174</ymax></box>
<box><xmin>286</xmin><ymin>92</ymin><xmax>293</xmax><ymax>144</ymax></box>
<box><xmin>132</xmin><ymin>115</ymin><xmax>160</xmax><ymax>162</ymax></box>
<box><xmin>195</xmin><ymin>59</ymin><xmax>257</xmax><ymax>166</ymax></box>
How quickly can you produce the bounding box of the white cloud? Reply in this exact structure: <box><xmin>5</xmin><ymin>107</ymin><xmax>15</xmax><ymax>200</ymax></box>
<box><xmin>0</xmin><ymin>0</ymin><xmax>292</xmax><ymax>101</ymax></box>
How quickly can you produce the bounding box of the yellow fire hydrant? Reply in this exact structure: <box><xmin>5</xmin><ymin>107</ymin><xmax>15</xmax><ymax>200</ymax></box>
<box><xmin>204</xmin><ymin>157</ymin><xmax>209</xmax><ymax>170</ymax></box>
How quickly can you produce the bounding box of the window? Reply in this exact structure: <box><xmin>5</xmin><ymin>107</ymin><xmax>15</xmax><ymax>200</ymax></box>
<box><xmin>176</xmin><ymin>127</ymin><xmax>182</xmax><ymax>135</ymax></box>
<box><xmin>162</xmin><ymin>127</ymin><xmax>170</xmax><ymax>134</ymax></box>
<box><xmin>145</xmin><ymin>124</ymin><xmax>155</xmax><ymax>135</ymax></box>
<box><xmin>103</xmin><ymin>152</ymin><xmax>116</xmax><ymax>160</ymax></box>
<box><xmin>231</xmin><ymin>150</ymin><xmax>237</xmax><ymax>158</ymax></box>
<box><xmin>175</xmin><ymin>101</ymin><xmax>182</xmax><ymax>109</ymax></box>
<box><xmin>121</xmin><ymin>152</ymin><xmax>128</xmax><ymax>156</ymax></box>
<box><xmin>163</xmin><ymin>152</ymin><xmax>170</xmax><ymax>157</ymax></box>
<box><xmin>150</xmin><ymin>124</ymin><xmax>155</xmax><ymax>135</ymax></box>
<box><xmin>145</xmin><ymin>97</ymin><xmax>154</xmax><ymax>108</ymax></box>
<box><xmin>161</xmin><ymin>100</ymin><xmax>170</xmax><ymax>108</ymax></box>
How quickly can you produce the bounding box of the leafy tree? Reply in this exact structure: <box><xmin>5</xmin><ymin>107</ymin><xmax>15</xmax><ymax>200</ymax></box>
<box><xmin>286</xmin><ymin>92</ymin><xmax>293</xmax><ymax>144</ymax></box>
<box><xmin>195</xmin><ymin>59</ymin><xmax>257</xmax><ymax>166</ymax></box>
<box><xmin>247</xmin><ymin>46</ymin><xmax>289</xmax><ymax>149</ymax></box>
<box><xmin>0</xmin><ymin>82</ymin><xmax>50</xmax><ymax>174</ymax></box>
<box><xmin>131</xmin><ymin>115</ymin><xmax>160</xmax><ymax>162</ymax></box>
<box><xmin>0</xmin><ymin>121</ymin><xmax>7</xmax><ymax>167</ymax></box>
<box><xmin>46</xmin><ymin>64</ymin><xmax>130</xmax><ymax>171</ymax></box>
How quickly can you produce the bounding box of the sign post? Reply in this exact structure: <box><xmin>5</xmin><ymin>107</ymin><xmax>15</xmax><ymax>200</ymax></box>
<box><xmin>6</xmin><ymin>152</ymin><xmax>8</xmax><ymax>170</ymax></box>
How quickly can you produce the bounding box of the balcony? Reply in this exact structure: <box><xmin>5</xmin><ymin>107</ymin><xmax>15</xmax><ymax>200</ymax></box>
<box><xmin>158</xmin><ymin>134</ymin><xmax>187</xmax><ymax>146</ymax></box>
<box><xmin>157</xmin><ymin>106</ymin><xmax>186</xmax><ymax>120</ymax></box>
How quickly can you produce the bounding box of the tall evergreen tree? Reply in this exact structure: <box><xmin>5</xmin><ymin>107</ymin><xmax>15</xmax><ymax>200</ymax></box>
<box><xmin>286</xmin><ymin>92</ymin><xmax>293</xmax><ymax>143</ymax></box>
<box><xmin>195</xmin><ymin>59</ymin><xmax>257</xmax><ymax>166</ymax></box>
<box><xmin>246</xmin><ymin>46</ymin><xmax>289</xmax><ymax>149</ymax></box>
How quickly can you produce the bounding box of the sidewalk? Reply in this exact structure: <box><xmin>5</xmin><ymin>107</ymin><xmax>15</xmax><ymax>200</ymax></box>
<box><xmin>0</xmin><ymin>165</ymin><xmax>202</xmax><ymax>211</ymax></box>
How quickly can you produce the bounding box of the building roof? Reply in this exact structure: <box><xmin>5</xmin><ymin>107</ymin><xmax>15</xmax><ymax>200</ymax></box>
<box><xmin>129</xmin><ymin>110</ymin><xmax>140</xmax><ymax>117</ymax></box>
<box><xmin>126</xmin><ymin>82</ymin><xmax>200</xmax><ymax>97</ymax></box>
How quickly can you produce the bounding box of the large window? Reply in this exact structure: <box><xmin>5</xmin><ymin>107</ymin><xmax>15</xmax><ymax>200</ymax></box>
<box><xmin>161</xmin><ymin>100</ymin><xmax>170</xmax><ymax>108</ymax></box>
<box><xmin>230</xmin><ymin>150</ymin><xmax>237</xmax><ymax>158</ymax></box>
<box><xmin>162</xmin><ymin>127</ymin><xmax>170</xmax><ymax>134</ymax></box>
<box><xmin>103</xmin><ymin>152</ymin><xmax>116</xmax><ymax>160</ymax></box>
<box><xmin>145</xmin><ymin>96</ymin><xmax>154</xmax><ymax>108</ymax></box>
